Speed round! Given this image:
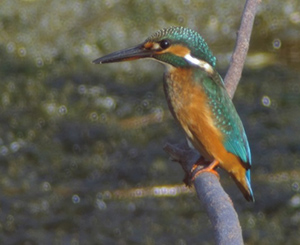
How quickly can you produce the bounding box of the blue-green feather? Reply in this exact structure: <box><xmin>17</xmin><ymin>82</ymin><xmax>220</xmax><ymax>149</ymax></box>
<box><xmin>193</xmin><ymin>68</ymin><xmax>251</xmax><ymax>168</ymax></box>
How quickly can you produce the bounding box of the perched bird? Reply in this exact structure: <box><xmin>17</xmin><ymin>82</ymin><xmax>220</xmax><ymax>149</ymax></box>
<box><xmin>93</xmin><ymin>27</ymin><xmax>254</xmax><ymax>202</ymax></box>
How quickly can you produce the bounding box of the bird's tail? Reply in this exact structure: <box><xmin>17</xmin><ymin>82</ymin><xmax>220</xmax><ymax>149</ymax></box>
<box><xmin>231</xmin><ymin>169</ymin><xmax>255</xmax><ymax>202</ymax></box>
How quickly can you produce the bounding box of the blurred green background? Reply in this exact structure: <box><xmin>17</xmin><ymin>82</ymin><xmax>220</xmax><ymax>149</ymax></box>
<box><xmin>1</xmin><ymin>0</ymin><xmax>300</xmax><ymax>244</ymax></box>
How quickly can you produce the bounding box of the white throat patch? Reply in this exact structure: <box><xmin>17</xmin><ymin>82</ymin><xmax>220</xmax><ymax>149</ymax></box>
<box><xmin>184</xmin><ymin>53</ymin><xmax>213</xmax><ymax>74</ymax></box>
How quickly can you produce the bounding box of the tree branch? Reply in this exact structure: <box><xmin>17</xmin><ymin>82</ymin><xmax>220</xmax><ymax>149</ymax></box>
<box><xmin>164</xmin><ymin>142</ymin><xmax>244</xmax><ymax>244</ymax></box>
<box><xmin>164</xmin><ymin>0</ymin><xmax>260</xmax><ymax>244</ymax></box>
<box><xmin>225</xmin><ymin>0</ymin><xmax>261</xmax><ymax>98</ymax></box>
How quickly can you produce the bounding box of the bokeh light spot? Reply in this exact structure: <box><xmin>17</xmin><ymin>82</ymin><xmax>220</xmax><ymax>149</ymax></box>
<box><xmin>0</xmin><ymin>146</ymin><xmax>8</xmax><ymax>156</ymax></box>
<box><xmin>36</xmin><ymin>57</ymin><xmax>44</xmax><ymax>67</ymax></box>
<box><xmin>272</xmin><ymin>38</ymin><xmax>281</xmax><ymax>49</ymax></box>
<box><xmin>10</xmin><ymin>142</ymin><xmax>20</xmax><ymax>152</ymax></box>
<box><xmin>262</xmin><ymin>95</ymin><xmax>271</xmax><ymax>107</ymax></box>
<box><xmin>72</xmin><ymin>194</ymin><xmax>80</xmax><ymax>204</ymax></box>
<box><xmin>81</xmin><ymin>44</ymin><xmax>92</xmax><ymax>55</ymax></box>
<box><xmin>42</xmin><ymin>182</ymin><xmax>52</xmax><ymax>192</ymax></box>
<box><xmin>96</xmin><ymin>200</ymin><xmax>107</xmax><ymax>210</ymax></box>
<box><xmin>289</xmin><ymin>194</ymin><xmax>300</xmax><ymax>208</ymax></box>
<box><xmin>6</xmin><ymin>42</ymin><xmax>16</xmax><ymax>53</ymax></box>
<box><xmin>290</xmin><ymin>12</ymin><xmax>300</xmax><ymax>24</ymax></box>
<box><xmin>89</xmin><ymin>112</ymin><xmax>98</xmax><ymax>121</ymax></box>
<box><xmin>18</xmin><ymin>47</ymin><xmax>27</xmax><ymax>57</ymax></box>
<box><xmin>78</xmin><ymin>85</ymin><xmax>86</xmax><ymax>95</ymax></box>
<box><xmin>59</xmin><ymin>105</ymin><xmax>68</xmax><ymax>115</ymax></box>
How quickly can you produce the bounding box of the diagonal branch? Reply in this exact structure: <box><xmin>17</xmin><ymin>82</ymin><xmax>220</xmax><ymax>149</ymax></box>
<box><xmin>225</xmin><ymin>0</ymin><xmax>262</xmax><ymax>98</ymax></box>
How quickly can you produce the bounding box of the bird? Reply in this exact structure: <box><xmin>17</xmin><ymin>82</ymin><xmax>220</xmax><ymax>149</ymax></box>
<box><xmin>93</xmin><ymin>26</ymin><xmax>254</xmax><ymax>202</ymax></box>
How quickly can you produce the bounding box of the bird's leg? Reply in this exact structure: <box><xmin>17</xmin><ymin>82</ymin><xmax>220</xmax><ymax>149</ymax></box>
<box><xmin>191</xmin><ymin>159</ymin><xmax>220</xmax><ymax>181</ymax></box>
<box><xmin>183</xmin><ymin>156</ymin><xmax>209</xmax><ymax>186</ymax></box>
<box><xmin>191</xmin><ymin>156</ymin><xmax>210</xmax><ymax>172</ymax></box>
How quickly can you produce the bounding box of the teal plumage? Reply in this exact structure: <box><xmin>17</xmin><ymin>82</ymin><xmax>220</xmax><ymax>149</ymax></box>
<box><xmin>193</xmin><ymin>67</ymin><xmax>254</xmax><ymax>199</ymax></box>
<box><xmin>199</xmin><ymin>69</ymin><xmax>251</xmax><ymax>165</ymax></box>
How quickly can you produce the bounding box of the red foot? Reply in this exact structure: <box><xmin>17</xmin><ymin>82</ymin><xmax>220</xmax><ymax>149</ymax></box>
<box><xmin>191</xmin><ymin>156</ymin><xmax>210</xmax><ymax>172</ymax></box>
<box><xmin>183</xmin><ymin>156</ymin><xmax>208</xmax><ymax>186</ymax></box>
<box><xmin>191</xmin><ymin>159</ymin><xmax>220</xmax><ymax>181</ymax></box>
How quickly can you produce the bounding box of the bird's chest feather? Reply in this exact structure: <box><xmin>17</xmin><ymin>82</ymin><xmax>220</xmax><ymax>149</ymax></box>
<box><xmin>163</xmin><ymin>68</ymin><xmax>224</xmax><ymax>160</ymax></box>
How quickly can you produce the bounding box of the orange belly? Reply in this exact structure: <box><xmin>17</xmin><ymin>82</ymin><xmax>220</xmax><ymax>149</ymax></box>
<box><xmin>177</xmin><ymin>88</ymin><xmax>248</xmax><ymax>183</ymax></box>
<box><xmin>165</xmin><ymin>68</ymin><xmax>245</xmax><ymax>177</ymax></box>
<box><xmin>164</xmin><ymin>67</ymin><xmax>252</xmax><ymax>201</ymax></box>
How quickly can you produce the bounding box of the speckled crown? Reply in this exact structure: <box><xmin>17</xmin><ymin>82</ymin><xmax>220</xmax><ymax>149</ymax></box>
<box><xmin>146</xmin><ymin>26</ymin><xmax>216</xmax><ymax>67</ymax></box>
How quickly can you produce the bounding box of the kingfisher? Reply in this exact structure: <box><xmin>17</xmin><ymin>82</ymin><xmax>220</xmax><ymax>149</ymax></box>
<box><xmin>93</xmin><ymin>27</ymin><xmax>254</xmax><ymax>202</ymax></box>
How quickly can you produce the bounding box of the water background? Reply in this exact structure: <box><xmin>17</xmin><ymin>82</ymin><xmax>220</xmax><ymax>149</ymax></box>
<box><xmin>0</xmin><ymin>1</ymin><xmax>300</xmax><ymax>244</ymax></box>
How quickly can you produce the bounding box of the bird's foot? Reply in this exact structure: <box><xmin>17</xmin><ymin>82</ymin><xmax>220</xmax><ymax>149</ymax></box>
<box><xmin>191</xmin><ymin>159</ymin><xmax>220</xmax><ymax>181</ymax></box>
<box><xmin>183</xmin><ymin>156</ymin><xmax>207</xmax><ymax>186</ymax></box>
<box><xmin>183</xmin><ymin>157</ymin><xmax>218</xmax><ymax>186</ymax></box>
<box><xmin>191</xmin><ymin>156</ymin><xmax>210</xmax><ymax>172</ymax></box>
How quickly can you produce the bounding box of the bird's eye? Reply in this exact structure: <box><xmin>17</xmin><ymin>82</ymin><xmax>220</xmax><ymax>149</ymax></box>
<box><xmin>159</xmin><ymin>39</ymin><xmax>170</xmax><ymax>49</ymax></box>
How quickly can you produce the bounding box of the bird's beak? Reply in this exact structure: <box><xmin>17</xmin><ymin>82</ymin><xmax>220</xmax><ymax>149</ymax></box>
<box><xmin>93</xmin><ymin>43</ymin><xmax>154</xmax><ymax>64</ymax></box>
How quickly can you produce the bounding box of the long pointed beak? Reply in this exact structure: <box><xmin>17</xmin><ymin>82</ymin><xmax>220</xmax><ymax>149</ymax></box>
<box><xmin>93</xmin><ymin>43</ymin><xmax>154</xmax><ymax>64</ymax></box>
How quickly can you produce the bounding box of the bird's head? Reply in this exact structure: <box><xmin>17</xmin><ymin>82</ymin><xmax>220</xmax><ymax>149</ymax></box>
<box><xmin>93</xmin><ymin>27</ymin><xmax>216</xmax><ymax>71</ymax></box>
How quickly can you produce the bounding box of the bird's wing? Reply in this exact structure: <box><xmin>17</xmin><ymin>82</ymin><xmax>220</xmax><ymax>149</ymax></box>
<box><xmin>194</xmin><ymin>68</ymin><xmax>251</xmax><ymax>168</ymax></box>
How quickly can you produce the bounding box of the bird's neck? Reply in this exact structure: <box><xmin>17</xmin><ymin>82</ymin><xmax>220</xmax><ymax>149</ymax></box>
<box><xmin>163</xmin><ymin>67</ymin><xmax>199</xmax><ymax>109</ymax></box>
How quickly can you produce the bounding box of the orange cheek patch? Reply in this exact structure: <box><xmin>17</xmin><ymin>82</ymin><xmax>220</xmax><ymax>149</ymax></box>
<box><xmin>159</xmin><ymin>45</ymin><xmax>190</xmax><ymax>57</ymax></box>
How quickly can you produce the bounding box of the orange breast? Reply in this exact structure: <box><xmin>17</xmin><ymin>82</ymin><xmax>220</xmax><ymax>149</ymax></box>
<box><xmin>164</xmin><ymin>68</ymin><xmax>245</xmax><ymax>176</ymax></box>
